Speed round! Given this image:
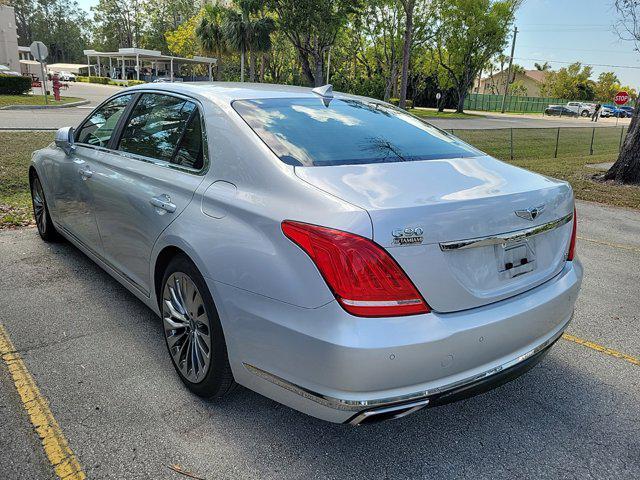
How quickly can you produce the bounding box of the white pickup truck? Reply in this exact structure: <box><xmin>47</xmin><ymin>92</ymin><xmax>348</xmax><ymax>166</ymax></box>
<box><xmin>564</xmin><ymin>102</ymin><xmax>595</xmax><ymax>117</ymax></box>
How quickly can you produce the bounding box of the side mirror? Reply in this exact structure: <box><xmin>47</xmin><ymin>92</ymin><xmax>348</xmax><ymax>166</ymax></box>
<box><xmin>55</xmin><ymin>126</ymin><xmax>75</xmax><ymax>156</ymax></box>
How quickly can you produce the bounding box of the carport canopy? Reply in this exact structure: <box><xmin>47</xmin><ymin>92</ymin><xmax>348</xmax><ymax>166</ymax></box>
<box><xmin>82</xmin><ymin>48</ymin><xmax>217</xmax><ymax>81</ymax></box>
<box><xmin>46</xmin><ymin>63</ymin><xmax>89</xmax><ymax>74</ymax></box>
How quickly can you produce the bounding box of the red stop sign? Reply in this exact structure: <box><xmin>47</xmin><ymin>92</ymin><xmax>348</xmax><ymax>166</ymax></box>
<box><xmin>614</xmin><ymin>91</ymin><xmax>630</xmax><ymax>105</ymax></box>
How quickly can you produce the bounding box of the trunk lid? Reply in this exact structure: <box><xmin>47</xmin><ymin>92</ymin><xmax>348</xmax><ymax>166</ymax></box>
<box><xmin>295</xmin><ymin>156</ymin><xmax>574</xmax><ymax>313</ymax></box>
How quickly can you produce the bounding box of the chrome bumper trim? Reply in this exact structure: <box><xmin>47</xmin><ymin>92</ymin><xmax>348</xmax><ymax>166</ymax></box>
<box><xmin>348</xmin><ymin>399</ymin><xmax>430</xmax><ymax>426</ymax></box>
<box><xmin>242</xmin><ymin>322</ymin><xmax>568</xmax><ymax>414</ymax></box>
<box><xmin>439</xmin><ymin>212</ymin><xmax>573</xmax><ymax>251</ymax></box>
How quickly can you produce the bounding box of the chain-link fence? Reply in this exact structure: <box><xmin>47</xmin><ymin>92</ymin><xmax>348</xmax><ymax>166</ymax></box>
<box><xmin>464</xmin><ymin>93</ymin><xmax>570</xmax><ymax>113</ymax></box>
<box><xmin>447</xmin><ymin>126</ymin><xmax>627</xmax><ymax>161</ymax></box>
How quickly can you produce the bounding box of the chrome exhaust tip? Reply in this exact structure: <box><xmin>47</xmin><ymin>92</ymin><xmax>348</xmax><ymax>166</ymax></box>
<box><xmin>348</xmin><ymin>398</ymin><xmax>429</xmax><ymax>426</ymax></box>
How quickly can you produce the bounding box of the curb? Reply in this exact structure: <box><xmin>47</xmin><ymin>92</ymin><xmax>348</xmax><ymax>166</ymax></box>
<box><xmin>0</xmin><ymin>99</ymin><xmax>90</xmax><ymax>110</ymax></box>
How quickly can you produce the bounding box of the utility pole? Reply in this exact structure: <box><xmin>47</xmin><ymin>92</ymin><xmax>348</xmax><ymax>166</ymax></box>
<box><xmin>500</xmin><ymin>26</ymin><xmax>518</xmax><ymax>114</ymax></box>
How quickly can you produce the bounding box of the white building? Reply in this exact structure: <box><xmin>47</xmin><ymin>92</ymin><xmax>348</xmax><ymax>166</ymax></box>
<box><xmin>0</xmin><ymin>5</ymin><xmax>20</xmax><ymax>72</ymax></box>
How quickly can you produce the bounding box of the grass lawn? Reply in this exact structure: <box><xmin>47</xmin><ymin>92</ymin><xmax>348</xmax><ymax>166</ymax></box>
<box><xmin>0</xmin><ymin>131</ymin><xmax>53</xmax><ymax>227</ymax></box>
<box><xmin>452</xmin><ymin>127</ymin><xmax>639</xmax><ymax>209</ymax></box>
<box><xmin>0</xmin><ymin>128</ymin><xmax>638</xmax><ymax>229</ymax></box>
<box><xmin>412</xmin><ymin>108</ymin><xmax>481</xmax><ymax>119</ymax></box>
<box><xmin>0</xmin><ymin>94</ymin><xmax>84</xmax><ymax>107</ymax></box>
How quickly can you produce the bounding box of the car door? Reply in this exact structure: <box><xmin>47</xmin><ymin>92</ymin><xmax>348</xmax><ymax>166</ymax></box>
<box><xmin>85</xmin><ymin>92</ymin><xmax>207</xmax><ymax>295</ymax></box>
<box><xmin>50</xmin><ymin>93</ymin><xmax>134</xmax><ymax>252</ymax></box>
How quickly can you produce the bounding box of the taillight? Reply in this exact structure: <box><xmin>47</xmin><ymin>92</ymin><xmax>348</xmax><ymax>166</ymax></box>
<box><xmin>567</xmin><ymin>207</ymin><xmax>577</xmax><ymax>261</ymax></box>
<box><xmin>281</xmin><ymin>220</ymin><xmax>430</xmax><ymax>317</ymax></box>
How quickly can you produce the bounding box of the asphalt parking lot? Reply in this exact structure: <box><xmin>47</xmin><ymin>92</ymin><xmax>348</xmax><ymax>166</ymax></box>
<box><xmin>0</xmin><ymin>200</ymin><xmax>638</xmax><ymax>480</ymax></box>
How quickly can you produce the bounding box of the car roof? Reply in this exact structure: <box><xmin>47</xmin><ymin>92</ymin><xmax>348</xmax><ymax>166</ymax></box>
<box><xmin>123</xmin><ymin>81</ymin><xmax>363</xmax><ymax>107</ymax></box>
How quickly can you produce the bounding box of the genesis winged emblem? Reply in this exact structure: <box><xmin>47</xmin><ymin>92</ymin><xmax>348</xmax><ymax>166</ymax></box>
<box><xmin>515</xmin><ymin>204</ymin><xmax>545</xmax><ymax>221</ymax></box>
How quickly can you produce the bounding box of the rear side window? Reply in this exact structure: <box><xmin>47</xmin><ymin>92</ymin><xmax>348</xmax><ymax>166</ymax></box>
<box><xmin>173</xmin><ymin>112</ymin><xmax>204</xmax><ymax>170</ymax></box>
<box><xmin>76</xmin><ymin>94</ymin><xmax>133</xmax><ymax>147</ymax></box>
<box><xmin>233</xmin><ymin>98</ymin><xmax>480</xmax><ymax>167</ymax></box>
<box><xmin>118</xmin><ymin>93</ymin><xmax>197</xmax><ymax>163</ymax></box>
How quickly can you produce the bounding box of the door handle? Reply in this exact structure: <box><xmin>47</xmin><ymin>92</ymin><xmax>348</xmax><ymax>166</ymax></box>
<box><xmin>150</xmin><ymin>194</ymin><xmax>177</xmax><ymax>213</ymax></box>
<box><xmin>78</xmin><ymin>168</ymin><xmax>93</xmax><ymax>179</ymax></box>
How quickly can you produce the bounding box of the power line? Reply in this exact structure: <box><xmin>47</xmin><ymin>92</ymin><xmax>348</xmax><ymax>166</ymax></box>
<box><xmin>513</xmin><ymin>57</ymin><xmax>640</xmax><ymax>70</ymax></box>
<box><xmin>518</xmin><ymin>44</ymin><xmax>637</xmax><ymax>55</ymax></box>
<box><xmin>519</xmin><ymin>23</ymin><xmax>610</xmax><ymax>27</ymax></box>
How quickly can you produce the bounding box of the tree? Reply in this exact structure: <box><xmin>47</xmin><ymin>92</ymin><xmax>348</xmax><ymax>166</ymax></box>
<box><xmin>270</xmin><ymin>0</ymin><xmax>361</xmax><ymax>87</ymax></box>
<box><xmin>251</xmin><ymin>16</ymin><xmax>276</xmax><ymax>82</ymax></box>
<box><xmin>432</xmin><ymin>0</ymin><xmax>518</xmax><ymax>112</ymax></box>
<box><xmin>534</xmin><ymin>61</ymin><xmax>551</xmax><ymax>71</ymax></box>
<box><xmin>593</xmin><ymin>71</ymin><xmax>621</xmax><ymax>102</ymax></box>
<box><xmin>223</xmin><ymin>0</ymin><xmax>275</xmax><ymax>82</ymax></box>
<box><xmin>605</xmin><ymin>0</ymin><xmax>640</xmax><ymax>184</ymax></box>
<box><xmin>398</xmin><ymin>0</ymin><xmax>416</xmax><ymax>108</ymax></box>
<box><xmin>540</xmin><ymin>62</ymin><xmax>594</xmax><ymax>100</ymax></box>
<box><xmin>143</xmin><ymin>0</ymin><xmax>197</xmax><ymax>52</ymax></box>
<box><xmin>197</xmin><ymin>3</ymin><xmax>229</xmax><ymax>80</ymax></box>
<box><xmin>9</xmin><ymin>0</ymin><xmax>91</xmax><ymax>63</ymax></box>
<box><xmin>92</xmin><ymin>0</ymin><xmax>145</xmax><ymax>50</ymax></box>
<box><xmin>165</xmin><ymin>13</ymin><xmax>201</xmax><ymax>58</ymax></box>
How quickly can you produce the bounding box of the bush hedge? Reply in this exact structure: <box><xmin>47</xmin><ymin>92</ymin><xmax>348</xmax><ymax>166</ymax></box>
<box><xmin>0</xmin><ymin>75</ymin><xmax>32</xmax><ymax>95</ymax></box>
<box><xmin>389</xmin><ymin>97</ymin><xmax>414</xmax><ymax>109</ymax></box>
<box><xmin>76</xmin><ymin>76</ymin><xmax>146</xmax><ymax>87</ymax></box>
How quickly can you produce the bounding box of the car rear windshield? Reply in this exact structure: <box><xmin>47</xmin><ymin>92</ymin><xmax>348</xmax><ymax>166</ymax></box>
<box><xmin>232</xmin><ymin>98</ymin><xmax>481</xmax><ymax>167</ymax></box>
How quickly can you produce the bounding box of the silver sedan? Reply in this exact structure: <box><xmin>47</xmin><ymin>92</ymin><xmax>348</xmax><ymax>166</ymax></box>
<box><xmin>30</xmin><ymin>83</ymin><xmax>582</xmax><ymax>424</ymax></box>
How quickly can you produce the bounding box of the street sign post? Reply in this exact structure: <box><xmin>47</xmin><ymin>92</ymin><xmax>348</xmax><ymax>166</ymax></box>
<box><xmin>614</xmin><ymin>91</ymin><xmax>629</xmax><ymax>106</ymax></box>
<box><xmin>29</xmin><ymin>41</ymin><xmax>49</xmax><ymax>105</ymax></box>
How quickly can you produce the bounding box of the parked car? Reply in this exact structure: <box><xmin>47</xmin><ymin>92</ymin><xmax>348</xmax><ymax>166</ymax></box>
<box><xmin>29</xmin><ymin>83</ymin><xmax>582</xmax><ymax>424</ymax></box>
<box><xmin>0</xmin><ymin>64</ymin><xmax>21</xmax><ymax>76</ymax></box>
<box><xmin>565</xmin><ymin>101</ymin><xmax>594</xmax><ymax>117</ymax></box>
<box><xmin>619</xmin><ymin>105</ymin><xmax>634</xmax><ymax>117</ymax></box>
<box><xmin>58</xmin><ymin>71</ymin><xmax>76</xmax><ymax>82</ymax></box>
<box><xmin>544</xmin><ymin>105</ymin><xmax>578</xmax><ymax>117</ymax></box>
<box><xmin>601</xmin><ymin>104</ymin><xmax>626</xmax><ymax>118</ymax></box>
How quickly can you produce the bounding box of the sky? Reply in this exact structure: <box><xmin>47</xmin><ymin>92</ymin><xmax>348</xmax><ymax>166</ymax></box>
<box><xmin>510</xmin><ymin>0</ymin><xmax>639</xmax><ymax>87</ymax></box>
<box><xmin>74</xmin><ymin>0</ymin><xmax>640</xmax><ymax>88</ymax></box>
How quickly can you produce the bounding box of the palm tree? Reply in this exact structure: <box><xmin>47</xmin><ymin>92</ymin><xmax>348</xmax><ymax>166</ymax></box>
<box><xmin>251</xmin><ymin>17</ymin><xmax>275</xmax><ymax>82</ymax></box>
<box><xmin>223</xmin><ymin>0</ymin><xmax>275</xmax><ymax>82</ymax></box>
<box><xmin>196</xmin><ymin>4</ymin><xmax>228</xmax><ymax>81</ymax></box>
<box><xmin>223</xmin><ymin>8</ymin><xmax>251</xmax><ymax>82</ymax></box>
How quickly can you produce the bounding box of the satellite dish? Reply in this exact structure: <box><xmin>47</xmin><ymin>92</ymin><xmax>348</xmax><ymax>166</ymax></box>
<box><xmin>30</xmin><ymin>41</ymin><xmax>48</xmax><ymax>62</ymax></box>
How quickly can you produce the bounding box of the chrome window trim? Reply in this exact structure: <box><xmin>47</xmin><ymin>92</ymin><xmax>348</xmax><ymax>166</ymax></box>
<box><xmin>439</xmin><ymin>212</ymin><xmax>574</xmax><ymax>251</ymax></box>
<box><xmin>74</xmin><ymin>91</ymin><xmax>137</xmax><ymax>148</ymax></box>
<box><xmin>74</xmin><ymin>89</ymin><xmax>210</xmax><ymax>177</ymax></box>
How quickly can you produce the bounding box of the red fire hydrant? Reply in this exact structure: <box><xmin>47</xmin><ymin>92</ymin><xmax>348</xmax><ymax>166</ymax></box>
<box><xmin>52</xmin><ymin>75</ymin><xmax>61</xmax><ymax>101</ymax></box>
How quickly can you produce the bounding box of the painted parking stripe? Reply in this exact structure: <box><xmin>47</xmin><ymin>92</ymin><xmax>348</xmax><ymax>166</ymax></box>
<box><xmin>562</xmin><ymin>333</ymin><xmax>640</xmax><ymax>367</ymax></box>
<box><xmin>0</xmin><ymin>324</ymin><xmax>85</xmax><ymax>480</ymax></box>
<box><xmin>577</xmin><ymin>235</ymin><xmax>640</xmax><ymax>254</ymax></box>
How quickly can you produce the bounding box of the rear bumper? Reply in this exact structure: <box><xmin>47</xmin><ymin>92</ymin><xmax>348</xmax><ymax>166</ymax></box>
<box><xmin>347</xmin><ymin>333</ymin><xmax>558</xmax><ymax>425</ymax></box>
<box><xmin>207</xmin><ymin>259</ymin><xmax>582</xmax><ymax>423</ymax></box>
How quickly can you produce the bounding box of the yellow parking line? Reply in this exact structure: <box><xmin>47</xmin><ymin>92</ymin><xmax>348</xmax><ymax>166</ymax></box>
<box><xmin>0</xmin><ymin>324</ymin><xmax>85</xmax><ymax>480</ymax></box>
<box><xmin>562</xmin><ymin>333</ymin><xmax>640</xmax><ymax>367</ymax></box>
<box><xmin>577</xmin><ymin>235</ymin><xmax>640</xmax><ymax>254</ymax></box>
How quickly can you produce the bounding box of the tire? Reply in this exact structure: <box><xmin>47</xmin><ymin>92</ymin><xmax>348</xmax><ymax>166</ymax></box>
<box><xmin>581</xmin><ymin>110</ymin><xmax>589</xmax><ymax>117</ymax></box>
<box><xmin>30</xmin><ymin>174</ymin><xmax>60</xmax><ymax>242</ymax></box>
<box><xmin>161</xmin><ymin>254</ymin><xmax>236</xmax><ymax>398</ymax></box>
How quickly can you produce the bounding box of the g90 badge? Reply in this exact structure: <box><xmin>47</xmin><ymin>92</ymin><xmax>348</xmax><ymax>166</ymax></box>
<box><xmin>392</xmin><ymin>227</ymin><xmax>424</xmax><ymax>246</ymax></box>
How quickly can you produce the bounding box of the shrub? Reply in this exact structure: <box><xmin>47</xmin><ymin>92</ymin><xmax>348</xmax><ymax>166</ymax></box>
<box><xmin>0</xmin><ymin>75</ymin><xmax>32</xmax><ymax>95</ymax></box>
<box><xmin>76</xmin><ymin>76</ymin><xmax>89</xmax><ymax>82</ymax></box>
<box><xmin>87</xmin><ymin>76</ymin><xmax>110</xmax><ymax>85</ymax></box>
<box><xmin>126</xmin><ymin>80</ymin><xmax>145</xmax><ymax>87</ymax></box>
<box><xmin>388</xmin><ymin>98</ymin><xmax>413</xmax><ymax>109</ymax></box>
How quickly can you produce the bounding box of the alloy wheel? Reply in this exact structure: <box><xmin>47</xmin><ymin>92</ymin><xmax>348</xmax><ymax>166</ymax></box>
<box><xmin>32</xmin><ymin>178</ymin><xmax>47</xmax><ymax>235</ymax></box>
<box><xmin>162</xmin><ymin>272</ymin><xmax>212</xmax><ymax>383</ymax></box>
